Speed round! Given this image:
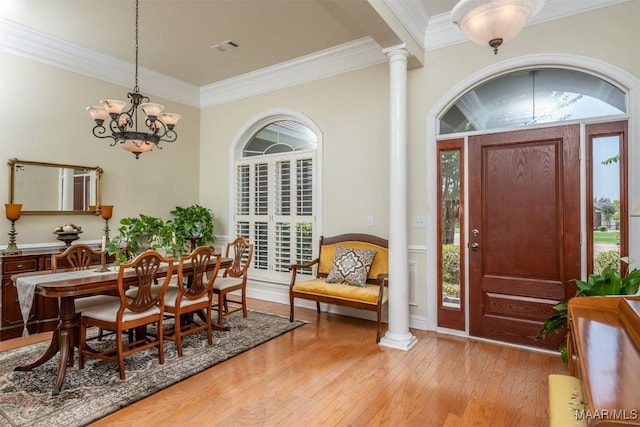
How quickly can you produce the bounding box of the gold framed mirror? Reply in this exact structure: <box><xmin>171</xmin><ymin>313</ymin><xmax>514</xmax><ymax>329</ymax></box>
<box><xmin>8</xmin><ymin>158</ymin><xmax>102</xmax><ymax>215</ymax></box>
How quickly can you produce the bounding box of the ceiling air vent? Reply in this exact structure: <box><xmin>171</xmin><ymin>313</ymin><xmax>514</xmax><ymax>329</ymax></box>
<box><xmin>213</xmin><ymin>40</ymin><xmax>239</xmax><ymax>53</ymax></box>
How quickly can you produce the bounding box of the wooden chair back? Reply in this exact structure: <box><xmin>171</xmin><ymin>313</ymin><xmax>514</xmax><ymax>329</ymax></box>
<box><xmin>223</xmin><ymin>237</ymin><xmax>253</xmax><ymax>279</ymax></box>
<box><xmin>118</xmin><ymin>250</ymin><xmax>173</xmax><ymax>314</ymax></box>
<box><xmin>177</xmin><ymin>246</ymin><xmax>221</xmax><ymax>300</ymax></box>
<box><xmin>51</xmin><ymin>243</ymin><xmax>102</xmax><ymax>273</ymax></box>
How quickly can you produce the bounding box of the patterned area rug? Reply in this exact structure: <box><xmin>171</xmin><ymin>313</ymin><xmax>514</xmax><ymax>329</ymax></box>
<box><xmin>0</xmin><ymin>311</ymin><xmax>305</xmax><ymax>427</ymax></box>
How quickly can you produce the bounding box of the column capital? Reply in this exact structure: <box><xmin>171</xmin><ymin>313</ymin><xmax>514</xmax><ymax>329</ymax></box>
<box><xmin>383</xmin><ymin>44</ymin><xmax>411</xmax><ymax>61</ymax></box>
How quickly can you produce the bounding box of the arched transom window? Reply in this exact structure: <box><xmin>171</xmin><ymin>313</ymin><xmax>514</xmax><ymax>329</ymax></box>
<box><xmin>439</xmin><ymin>68</ymin><xmax>626</xmax><ymax>135</ymax></box>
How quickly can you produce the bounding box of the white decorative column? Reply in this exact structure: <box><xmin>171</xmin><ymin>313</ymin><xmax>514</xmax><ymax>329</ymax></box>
<box><xmin>379</xmin><ymin>46</ymin><xmax>417</xmax><ymax>351</ymax></box>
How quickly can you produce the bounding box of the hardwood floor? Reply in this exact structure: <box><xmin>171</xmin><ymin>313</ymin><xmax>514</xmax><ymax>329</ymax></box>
<box><xmin>0</xmin><ymin>298</ymin><xmax>567</xmax><ymax>426</ymax></box>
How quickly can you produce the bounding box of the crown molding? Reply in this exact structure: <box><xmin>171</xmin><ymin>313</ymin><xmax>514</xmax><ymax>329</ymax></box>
<box><xmin>200</xmin><ymin>37</ymin><xmax>386</xmax><ymax>108</ymax></box>
<box><xmin>0</xmin><ymin>18</ymin><xmax>385</xmax><ymax>109</ymax></box>
<box><xmin>384</xmin><ymin>0</ymin><xmax>430</xmax><ymax>51</ymax></box>
<box><xmin>424</xmin><ymin>0</ymin><xmax>632</xmax><ymax>51</ymax></box>
<box><xmin>0</xmin><ymin>18</ymin><xmax>200</xmax><ymax>107</ymax></box>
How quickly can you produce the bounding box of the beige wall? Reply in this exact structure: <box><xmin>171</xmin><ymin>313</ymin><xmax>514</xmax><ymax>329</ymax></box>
<box><xmin>0</xmin><ymin>53</ymin><xmax>201</xmax><ymax>245</ymax></box>
<box><xmin>200</xmin><ymin>64</ymin><xmax>390</xmax><ymax>238</ymax></box>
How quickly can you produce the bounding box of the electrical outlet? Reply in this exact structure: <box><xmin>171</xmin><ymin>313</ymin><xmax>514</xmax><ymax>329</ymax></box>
<box><xmin>367</xmin><ymin>215</ymin><xmax>375</xmax><ymax>227</ymax></box>
<box><xmin>414</xmin><ymin>216</ymin><xmax>426</xmax><ymax>228</ymax></box>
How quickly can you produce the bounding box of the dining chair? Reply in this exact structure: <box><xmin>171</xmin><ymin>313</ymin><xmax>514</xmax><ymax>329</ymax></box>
<box><xmin>51</xmin><ymin>244</ymin><xmax>119</xmax><ymax>342</ymax></box>
<box><xmin>163</xmin><ymin>246</ymin><xmax>222</xmax><ymax>356</ymax></box>
<box><xmin>78</xmin><ymin>250</ymin><xmax>173</xmax><ymax>380</ymax></box>
<box><xmin>213</xmin><ymin>236</ymin><xmax>253</xmax><ymax>325</ymax></box>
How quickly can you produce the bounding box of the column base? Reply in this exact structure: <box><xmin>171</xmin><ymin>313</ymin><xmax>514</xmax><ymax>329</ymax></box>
<box><xmin>379</xmin><ymin>331</ymin><xmax>417</xmax><ymax>351</ymax></box>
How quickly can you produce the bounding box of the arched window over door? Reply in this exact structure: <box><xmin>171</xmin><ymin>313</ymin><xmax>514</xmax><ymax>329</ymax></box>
<box><xmin>234</xmin><ymin>118</ymin><xmax>319</xmax><ymax>283</ymax></box>
<box><xmin>439</xmin><ymin>68</ymin><xmax>626</xmax><ymax>135</ymax></box>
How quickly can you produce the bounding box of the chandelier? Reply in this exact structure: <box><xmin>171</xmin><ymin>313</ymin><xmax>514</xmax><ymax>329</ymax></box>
<box><xmin>450</xmin><ymin>0</ymin><xmax>545</xmax><ymax>54</ymax></box>
<box><xmin>86</xmin><ymin>0</ymin><xmax>180</xmax><ymax>159</ymax></box>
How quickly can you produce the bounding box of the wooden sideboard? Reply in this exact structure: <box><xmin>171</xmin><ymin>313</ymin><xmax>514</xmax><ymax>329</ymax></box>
<box><xmin>0</xmin><ymin>248</ymin><xmax>103</xmax><ymax>340</ymax></box>
<box><xmin>567</xmin><ymin>295</ymin><xmax>640</xmax><ymax>426</ymax></box>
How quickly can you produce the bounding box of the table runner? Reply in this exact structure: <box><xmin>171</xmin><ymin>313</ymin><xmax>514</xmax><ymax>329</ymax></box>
<box><xmin>14</xmin><ymin>269</ymin><xmax>115</xmax><ymax>337</ymax></box>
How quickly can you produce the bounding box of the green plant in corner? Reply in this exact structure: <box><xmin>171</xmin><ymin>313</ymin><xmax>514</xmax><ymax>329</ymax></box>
<box><xmin>167</xmin><ymin>204</ymin><xmax>215</xmax><ymax>255</ymax></box>
<box><xmin>535</xmin><ymin>264</ymin><xmax>640</xmax><ymax>363</ymax></box>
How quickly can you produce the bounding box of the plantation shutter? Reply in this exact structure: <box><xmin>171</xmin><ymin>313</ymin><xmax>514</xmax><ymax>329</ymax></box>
<box><xmin>295</xmin><ymin>158</ymin><xmax>314</xmax><ymax>274</ymax></box>
<box><xmin>234</xmin><ymin>152</ymin><xmax>316</xmax><ymax>282</ymax></box>
<box><xmin>234</xmin><ymin>164</ymin><xmax>251</xmax><ymax>266</ymax></box>
<box><xmin>274</xmin><ymin>160</ymin><xmax>292</xmax><ymax>272</ymax></box>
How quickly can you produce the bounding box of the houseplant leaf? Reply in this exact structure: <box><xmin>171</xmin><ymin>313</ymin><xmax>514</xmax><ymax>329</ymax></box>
<box><xmin>621</xmin><ymin>269</ymin><xmax>640</xmax><ymax>295</ymax></box>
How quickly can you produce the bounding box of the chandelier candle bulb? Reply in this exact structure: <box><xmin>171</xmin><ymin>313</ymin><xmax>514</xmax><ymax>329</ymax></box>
<box><xmin>86</xmin><ymin>106</ymin><xmax>109</xmax><ymax>124</ymax></box>
<box><xmin>140</xmin><ymin>102</ymin><xmax>165</xmax><ymax>118</ymax></box>
<box><xmin>161</xmin><ymin>113</ymin><xmax>181</xmax><ymax>129</ymax></box>
<box><xmin>101</xmin><ymin>99</ymin><xmax>126</xmax><ymax>115</ymax></box>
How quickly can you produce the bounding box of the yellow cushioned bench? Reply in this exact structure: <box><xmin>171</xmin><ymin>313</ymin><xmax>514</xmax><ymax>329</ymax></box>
<box><xmin>288</xmin><ymin>234</ymin><xmax>388</xmax><ymax>342</ymax></box>
<box><xmin>548</xmin><ymin>374</ymin><xmax>587</xmax><ymax>427</ymax></box>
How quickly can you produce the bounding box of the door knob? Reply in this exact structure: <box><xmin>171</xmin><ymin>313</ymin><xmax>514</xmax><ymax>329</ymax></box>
<box><xmin>471</xmin><ymin>242</ymin><xmax>480</xmax><ymax>251</ymax></box>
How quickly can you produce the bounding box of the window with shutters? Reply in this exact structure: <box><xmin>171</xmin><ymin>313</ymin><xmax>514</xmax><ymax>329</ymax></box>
<box><xmin>234</xmin><ymin>119</ymin><xmax>318</xmax><ymax>282</ymax></box>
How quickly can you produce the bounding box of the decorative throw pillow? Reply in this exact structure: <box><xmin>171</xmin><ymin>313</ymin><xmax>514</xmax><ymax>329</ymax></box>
<box><xmin>326</xmin><ymin>246</ymin><xmax>376</xmax><ymax>287</ymax></box>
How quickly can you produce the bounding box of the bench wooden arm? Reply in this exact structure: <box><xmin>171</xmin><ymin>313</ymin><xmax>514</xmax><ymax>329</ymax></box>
<box><xmin>288</xmin><ymin>258</ymin><xmax>320</xmax><ymax>288</ymax></box>
<box><xmin>377</xmin><ymin>274</ymin><xmax>388</xmax><ymax>302</ymax></box>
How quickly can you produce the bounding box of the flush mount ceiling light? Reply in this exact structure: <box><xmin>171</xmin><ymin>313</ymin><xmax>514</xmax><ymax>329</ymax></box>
<box><xmin>86</xmin><ymin>0</ymin><xmax>181</xmax><ymax>159</ymax></box>
<box><xmin>451</xmin><ymin>0</ymin><xmax>545</xmax><ymax>54</ymax></box>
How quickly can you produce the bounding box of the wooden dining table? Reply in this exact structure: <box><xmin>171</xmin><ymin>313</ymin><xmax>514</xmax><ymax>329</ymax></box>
<box><xmin>11</xmin><ymin>256</ymin><xmax>232</xmax><ymax>395</ymax></box>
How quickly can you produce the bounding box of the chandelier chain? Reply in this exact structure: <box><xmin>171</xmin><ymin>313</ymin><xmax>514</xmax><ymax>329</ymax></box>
<box><xmin>134</xmin><ymin>0</ymin><xmax>139</xmax><ymax>93</ymax></box>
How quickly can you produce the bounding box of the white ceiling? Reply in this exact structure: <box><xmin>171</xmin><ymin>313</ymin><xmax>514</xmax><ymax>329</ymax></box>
<box><xmin>0</xmin><ymin>0</ymin><xmax>457</xmax><ymax>87</ymax></box>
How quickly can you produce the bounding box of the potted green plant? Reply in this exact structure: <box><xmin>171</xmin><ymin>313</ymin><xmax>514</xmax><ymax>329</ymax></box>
<box><xmin>107</xmin><ymin>214</ymin><xmax>171</xmax><ymax>262</ymax></box>
<box><xmin>535</xmin><ymin>264</ymin><xmax>640</xmax><ymax>362</ymax></box>
<box><xmin>167</xmin><ymin>204</ymin><xmax>215</xmax><ymax>255</ymax></box>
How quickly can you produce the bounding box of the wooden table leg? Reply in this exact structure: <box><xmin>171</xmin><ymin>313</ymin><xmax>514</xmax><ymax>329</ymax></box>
<box><xmin>52</xmin><ymin>297</ymin><xmax>77</xmax><ymax>395</ymax></box>
<box><xmin>15</xmin><ymin>296</ymin><xmax>77</xmax><ymax>395</ymax></box>
<box><xmin>14</xmin><ymin>330</ymin><xmax>61</xmax><ymax>371</ymax></box>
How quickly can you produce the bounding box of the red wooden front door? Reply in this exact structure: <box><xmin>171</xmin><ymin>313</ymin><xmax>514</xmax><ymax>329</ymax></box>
<box><xmin>468</xmin><ymin>125</ymin><xmax>581</xmax><ymax>349</ymax></box>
